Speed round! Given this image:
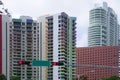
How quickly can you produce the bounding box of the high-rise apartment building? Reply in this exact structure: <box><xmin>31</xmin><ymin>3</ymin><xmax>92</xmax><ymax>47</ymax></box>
<box><xmin>37</xmin><ymin>15</ymin><xmax>48</xmax><ymax>80</ymax></box>
<box><xmin>76</xmin><ymin>46</ymin><xmax>119</xmax><ymax>80</ymax></box>
<box><xmin>38</xmin><ymin>12</ymin><xmax>77</xmax><ymax>80</ymax></box>
<box><xmin>0</xmin><ymin>13</ymin><xmax>11</xmax><ymax>80</ymax></box>
<box><xmin>9</xmin><ymin>12</ymin><xmax>76</xmax><ymax>80</ymax></box>
<box><xmin>88</xmin><ymin>2</ymin><xmax>119</xmax><ymax>46</ymax></box>
<box><xmin>9</xmin><ymin>16</ymin><xmax>40</xmax><ymax>80</ymax></box>
<box><xmin>0</xmin><ymin>1</ymin><xmax>13</xmax><ymax>80</ymax></box>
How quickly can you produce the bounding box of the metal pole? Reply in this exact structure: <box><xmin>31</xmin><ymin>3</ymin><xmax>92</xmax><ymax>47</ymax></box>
<box><xmin>78</xmin><ymin>75</ymin><xmax>80</xmax><ymax>80</ymax></box>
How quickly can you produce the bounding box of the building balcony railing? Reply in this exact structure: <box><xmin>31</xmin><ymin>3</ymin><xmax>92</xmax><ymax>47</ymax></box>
<box><xmin>72</xmin><ymin>36</ymin><xmax>76</xmax><ymax>39</ymax></box>
<box><xmin>61</xmin><ymin>46</ymin><xmax>65</xmax><ymax>49</ymax></box>
<box><xmin>48</xmin><ymin>48</ymin><xmax>53</xmax><ymax>51</ymax></box>
<box><xmin>13</xmin><ymin>28</ymin><xmax>21</xmax><ymax>31</ymax></box>
<box><xmin>27</xmin><ymin>50</ymin><xmax>32</xmax><ymax>51</ymax></box>
<box><xmin>48</xmin><ymin>57</ymin><xmax>53</xmax><ymax>60</ymax></box>
<box><xmin>48</xmin><ymin>69</ymin><xmax>53</xmax><ymax>72</ymax></box>
<box><xmin>13</xmin><ymin>24</ymin><xmax>21</xmax><ymax>26</ymax></box>
<box><xmin>48</xmin><ymin>54</ymin><xmax>53</xmax><ymax>57</ymax></box>
<box><xmin>27</xmin><ymin>42</ymin><xmax>32</xmax><ymax>44</ymax></box>
<box><xmin>26</xmin><ymin>58</ymin><xmax>32</xmax><ymax>61</ymax></box>
<box><xmin>27</xmin><ymin>47</ymin><xmax>32</xmax><ymax>49</ymax></box>
<box><xmin>13</xmin><ymin>32</ymin><xmax>21</xmax><ymax>34</ymax></box>
<box><xmin>26</xmin><ymin>54</ymin><xmax>32</xmax><ymax>57</ymax></box>
<box><xmin>48</xmin><ymin>51</ymin><xmax>53</xmax><ymax>54</ymax></box>
<box><xmin>26</xmin><ymin>29</ymin><xmax>32</xmax><ymax>31</ymax></box>
<box><xmin>27</xmin><ymin>36</ymin><xmax>32</xmax><ymax>37</ymax></box>
<box><xmin>27</xmin><ymin>52</ymin><xmax>32</xmax><ymax>54</ymax></box>
<box><xmin>27</xmin><ymin>32</ymin><xmax>32</xmax><ymax>34</ymax></box>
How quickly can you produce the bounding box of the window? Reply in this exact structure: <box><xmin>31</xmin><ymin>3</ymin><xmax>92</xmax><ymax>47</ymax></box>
<box><xmin>22</xmin><ymin>27</ymin><xmax>25</xmax><ymax>29</ymax></box>
<box><xmin>33</xmin><ymin>23</ymin><xmax>36</xmax><ymax>26</ymax></box>
<box><xmin>22</xmin><ymin>22</ymin><xmax>25</xmax><ymax>25</ymax></box>
<box><xmin>34</xmin><ymin>27</ymin><xmax>36</xmax><ymax>30</ymax></box>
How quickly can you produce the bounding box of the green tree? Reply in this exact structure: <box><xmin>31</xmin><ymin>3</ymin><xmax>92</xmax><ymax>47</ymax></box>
<box><xmin>108</xmin><ymin>76</ymin><xmax>120</xmax><ymax>80</ymax></box>
<box><xmin>80</xmin><ymin>75</ymin><xmax>88</xmax><ymax>80</ymax></box>
<box><xmin>10</xmin><ymin>76</ymin><xmax>20</xmax><ymax>80</ymax></box>
<box><xmin>101</xmin><ymin>76</ymin><xmax>120</xmax><ymax>80</ymax></box>
<box><xmin>100</xmin><ymin>77</ymin><xmax>109</xmax><ymax>80</ymax></box>
<box><xmin>0</xmin><ymin>74</ymin><xmax>6</xmax><ymax>80</ymax></box>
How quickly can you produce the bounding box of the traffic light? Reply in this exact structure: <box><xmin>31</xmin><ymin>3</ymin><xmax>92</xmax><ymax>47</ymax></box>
<box><xmin>18</xmin><ymin>60</ymin><xmax>24</xmax><ymax>65</ymax></box>
<box><xmin>51</xmin><ymin>61</ymin><xmax>64</xmax><ymax>66</ymax></box>
<box><xmin>18</xmin><ymin>60</ymin><xmax>30</xmax><ymax>65</ymax></box>
<box><xmin>51</xmin><ymin>62</ymin><xmax>57</xmax><ymax>66</ymax></box>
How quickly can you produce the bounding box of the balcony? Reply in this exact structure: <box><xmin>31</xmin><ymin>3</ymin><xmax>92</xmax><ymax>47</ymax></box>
<box><xmin>27</xmin><ymin>49</ymin><xmax>32</xmax><ymax>51</ymax></box>
<box><xmin>13</xmin><ymin>28</ymin><xmax>21</xmax><ymax>31</ymax></box>
<box><xmin>48</xmin><ymin>47</ymin><xmax>53</xmax><ymax>50</ymax></box>
<box><xmin>48</xmin><ymin>42</ymin><xmax>53</xmax><ymax>45</ymax></box>
<box><xmin>61</xmin><ymin>45</ymin><xmax>65</xmax><ymax>49</ymax></box>
<box><xmin>26</xmin><ymin>58</ymin><xmax>32</xmax><ymax>61</ymax></box>
<box><xmin>13</xmin><ymin>32</ymin><xmax>21</xmax><ymax>34</ymax></box>
<box><xmin>48</xmin><ymin>55</ymin><xmax>53</xmax><ymax>58</ymax></box>
<box><xmin>26</xmin><ymin>22</ymin><xmax>32</xmax><ymax>26</ymax></box>
<box><xmin>72</xmin><ymin>30</ymin><xmax>76</xmax><ymax>33</ymax></box>
<box><xmin>72</xmin><ymin>26</ymin><xmax>76</xmax><ymax>29</ymax></box>
<box><xmin>27</xmin><ymin>42</ymin><xmax>32</xmax><ymax>44</ymax></box>
<box><xmin>48</xmin><ymin>57</ymin><xmax>53</xmax><ymax>60</ymax></box>
<box><xmin>48</xmin><ymin>50</ymin><xmax>53</xmax><ymax>54</ymax></box>
<box><xmin>27</xmin><ymin>32</ymin><xmax>32</xmax><ymax>34</ymax></box>
<box><xmin>26</xmin><ymin>29</ymin><xmax>32</xmax><ymax>31</ymax></box>
<box><xmin>72</xmin><ymin>36</ymin><xmax>76</xmax><ymax>39</ymax></box>
<box><xmin>27</xmin><ymin>33</ymin><xmax>32</xmax><ymax>36</ymax></box>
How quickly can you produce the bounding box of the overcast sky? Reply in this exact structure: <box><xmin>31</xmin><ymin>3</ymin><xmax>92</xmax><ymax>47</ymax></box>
<box><xmin>3</xmin><ymin>0</ymin><xmax>120</xmax><ymax>47</ymax></box>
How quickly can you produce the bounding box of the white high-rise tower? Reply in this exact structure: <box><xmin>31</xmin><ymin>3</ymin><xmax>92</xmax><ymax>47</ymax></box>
<box><xmin>88</xmin><ymin>2</ymin><xmax>119</xmax><ymax>46</ymax></box>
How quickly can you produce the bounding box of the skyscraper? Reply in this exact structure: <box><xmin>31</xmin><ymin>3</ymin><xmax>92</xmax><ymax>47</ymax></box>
<box><xmin>0</xmin><ymin>13</ymin><xmax>11</xmax><ymax>80</ymax></box>
<box><xmin>37</xmin><ymin>15</ymin><xmax>48</xmax><ymax>80</ymax></box>
<box><xmin>9</xmin><ymin>16</ymin><xmax>40</xmax><ymax>80</ymax></box>
<box><xmin>88</xmin><ymin>2</ymin><xmax>119</xmax><ymax>46</ymax></box>
<box><xmin>38</xmin><ymin>12</ymin><xmax>77</xmax><ymax>80</ymax></box>
<box><xmin>9</xmin><ymin>12</ymin><xmax>76</xmax><ymax>80</ymax></box>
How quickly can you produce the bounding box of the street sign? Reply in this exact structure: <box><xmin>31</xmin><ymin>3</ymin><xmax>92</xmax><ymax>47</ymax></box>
<box><xmin>32</xmin><ymin>60</ymin><xmax>50</xmax><ymax>66</ymax></box>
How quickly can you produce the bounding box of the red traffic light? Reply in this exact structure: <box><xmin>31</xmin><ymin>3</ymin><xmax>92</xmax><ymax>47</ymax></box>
<box><xmin>18</xmin><ymin>60</ymin><xmax>24</xmax><ymax>65</ymax></box>
<box><xmin>51</xmin><ymin>62</ymin><xmax>57</xmax><ymax>66</ymax></box>
<box><xmin>51</xmin><ymin>61</ymin><xmax>64</xmax><ymax>66</ymax></box>
<box><xmin>18</xmin><ymin>60</ymin><xmax>30</xmax><ymax>65</ymax></box>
